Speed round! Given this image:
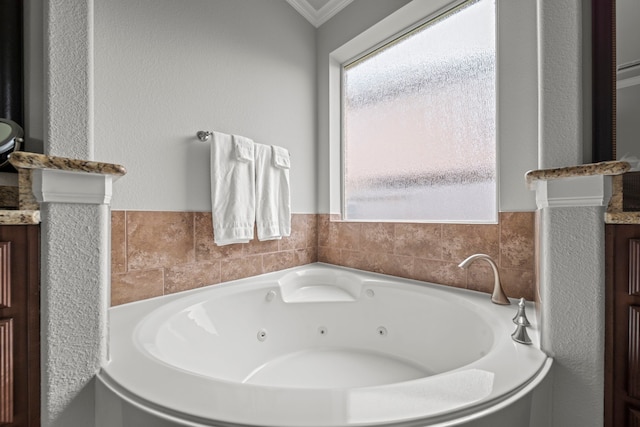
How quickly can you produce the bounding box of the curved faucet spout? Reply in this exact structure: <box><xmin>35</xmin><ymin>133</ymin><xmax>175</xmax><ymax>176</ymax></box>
<box><xmin>458</xmin><ymin>254</ymin><xmax>510</xmax><ymax>305</ymax></box>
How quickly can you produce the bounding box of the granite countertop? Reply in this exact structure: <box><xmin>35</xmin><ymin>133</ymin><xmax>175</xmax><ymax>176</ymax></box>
<box><xmin>0</xmin><ymin>210</ymin><xmax>40</xmax><ymax>225</ymax></box>
<box><xmin>8</xmin><ymin>151</ymin><xmax>127</xmax><ymax>176</ymax></box>
<box><xmin>0</xmin><ymin>152</ymin><xmax>126</xmax><ymax>225</ymax></box>
<box><xmin>524</xmin><ymin>160</ymin><xmax>631</xmax><ymax>188</ymax></box>
<box><xmin>525</xmin><ymin>160</ymin><xmax>640</xmax><ymax>224</ymax></box>
<box><xmin>605</xmin><ymin>173</ymin><xmax>640</xmax><ymax>224</ymax></box>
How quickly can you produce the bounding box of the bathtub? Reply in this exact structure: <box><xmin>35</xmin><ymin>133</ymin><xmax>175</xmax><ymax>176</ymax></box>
<box><xmin>97</xmin><ymin>263</ymin><xmax>552</xmax><ymax>427</ymax></box>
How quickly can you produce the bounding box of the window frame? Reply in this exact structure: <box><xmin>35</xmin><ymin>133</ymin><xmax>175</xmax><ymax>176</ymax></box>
<box><xmin>336</xmin><ymin>0</ymin><xmax>499</xmax><ymax>223</ymax></box>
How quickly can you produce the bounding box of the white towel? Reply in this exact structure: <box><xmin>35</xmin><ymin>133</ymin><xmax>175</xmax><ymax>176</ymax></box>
<box><xmin>233</xmin><ymin>135</ymin><xmax>254</xmax><ymax>162</ymax></box>
<box><xmin>254</xmin><ymin>144</ymin><xmax>291</xmax><ymax>241</ymax></box>
<box><xmin>210</xmin><ymin>132</ymin><xmax>255</xmax><ymax>245</ymax></box>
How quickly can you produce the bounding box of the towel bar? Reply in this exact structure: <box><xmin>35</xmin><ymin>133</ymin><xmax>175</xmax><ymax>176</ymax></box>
<box><xmin>196</xmin><ymin>131</ymin><xmax>213</xmax><ymax>142</ymax></box>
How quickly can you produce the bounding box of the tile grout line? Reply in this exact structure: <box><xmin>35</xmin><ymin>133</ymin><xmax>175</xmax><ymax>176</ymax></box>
<box><xmin>124</xmin><ymin>210</ymin><xmax>129</xmax><ymax>274</ymax></box>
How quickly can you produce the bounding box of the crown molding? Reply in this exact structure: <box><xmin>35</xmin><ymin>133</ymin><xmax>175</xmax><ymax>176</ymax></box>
<box><xmin>31</xmin><ymin>169</ymin><xmax>120</xmax><ymax>205</ymax></box>
<box><xmin>286</xmin><ymin>0</ymin><xmax>354</xmax><ymax>27</ymax></box>
<box><xmin>532</xmin><ymin>175</ymin><xmax>613</xmax><ymax>209</ymax></box>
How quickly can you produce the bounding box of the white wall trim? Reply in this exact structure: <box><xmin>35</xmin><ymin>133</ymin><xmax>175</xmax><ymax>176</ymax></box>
<box><xmin>531</xmin><ymin>175</ymin><xmax>612</xmax><ymax>209</ymax></box>
<box><xmin>617</xmin><ymin>74</ymin><xmax>640</xmax><ymax>90</ymax></box>
<box><xmin>325</xmin><ymin>0</ymin><xmax>538</xmax><ymax>214</ymax></box>
<box><xmin>286</xmin><ymin>0</ymin><xmax>354</xmax><ymax>27</ymax></box>
<box><xmin>32</xmin><ymin>169</ymin><xmax>116</xmax><ymax>205</ymax></box>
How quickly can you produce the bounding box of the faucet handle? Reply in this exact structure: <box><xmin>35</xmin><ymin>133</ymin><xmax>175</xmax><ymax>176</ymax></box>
<box><xmin>512</xmin><ymin>297</ymin><xmax>531</xmax><ymax>327</ymax></box>
<box><xmin>511</xmin><ymin>323</ymin><xmax>532</xmax><ymax>345</ymax></box>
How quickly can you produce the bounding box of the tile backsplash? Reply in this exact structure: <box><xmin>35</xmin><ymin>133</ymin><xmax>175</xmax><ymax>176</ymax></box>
<box><xmin>111</xmin><ymin>211</ymin><xmax>317</xmax><ymax>305</ymax></box>
<box><xmin>111</xmin><ymin>211</ymin><xmax>535</xmax><ymax>305</ymax></box>
<box><xmin>318</xmin><ymin>212</ymin><xmax>535</xmax><ymax>301</ymax></box>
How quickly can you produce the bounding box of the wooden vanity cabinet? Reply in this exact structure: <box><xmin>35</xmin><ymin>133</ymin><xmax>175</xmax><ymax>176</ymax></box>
<box><xmin>0</xmin><ymin>225</ymin><xmax>39</xmax><ymax>427</ymax></box>
<box><xmin>606</xmin><ymin>224</ymin><xmax>640</xmax><ymax>427</ymax></box>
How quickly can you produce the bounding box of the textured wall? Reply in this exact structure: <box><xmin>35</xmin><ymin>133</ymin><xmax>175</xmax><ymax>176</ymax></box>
<box><xmin>537</xmin><ymin>0</ymin><xmax>584</xmax><ymax>168</ymax></box>
<box><xmin>539</xmin><ymin>206</ymin><xmax>605</xmax><ymax>426</ymax></box>
<box><xmin>42</xmin><ymin>1</ymin><xmax>108</xmax><ymax>426</ymax></box>
<box><xmin>112</xmin><ymin>212</ymin><xmax>536</xmax><ymax>305</ymax></box>
<box><xmin>44</xmin><ymin>0</ymin><xmax>93</xmax><ymax>159</ymax></box>
<box><xmin>94</xmin><ymin>0</ymin><xmax>317</xmax><ymax>213</ymax></box>
<box><xmin>537</xmin><ymin>1</ymin><xmax>604</xmax><ymax>426</ymax></box>
<box><xmin>40</xmin><ymin>204</ymin><xmax>109</xmax><ymax>427</ymax></box>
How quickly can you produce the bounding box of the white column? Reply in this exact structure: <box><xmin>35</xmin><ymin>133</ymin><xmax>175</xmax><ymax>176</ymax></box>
<box><xmin>42</xmin><ymin>1</ymin><xmax>107</xmax><ymax>426</ymax></box>
<box><xmin>533</xmin><ymin>175</ymin><xmax>609</xmax><ymax>427</ymax></box>
<box><xmin>537</xmin><ymin>0</ymin><xmax>583</xmax><ymax>168</ymax></box>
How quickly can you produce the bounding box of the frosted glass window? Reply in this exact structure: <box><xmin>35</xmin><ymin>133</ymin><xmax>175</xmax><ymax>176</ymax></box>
<box><xmin>342</xmin><ymin>0</ymin><xmax>496</xmax><ymax>222</ymax></box>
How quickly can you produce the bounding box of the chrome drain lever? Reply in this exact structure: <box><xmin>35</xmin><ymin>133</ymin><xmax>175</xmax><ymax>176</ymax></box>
<box><xmin>511</xmin><ymin>324</ymin><xmax>532</xmax><ymax>345</ymax></box>
<box><xmin>512</xmin><ymin>298</ymin><xmax>531</xmax><ymax>327</ymax></box>
<box><xmin>511</xmin><ymin>298</ymin><xmax>532</xmax><ymax>344</ymax></box>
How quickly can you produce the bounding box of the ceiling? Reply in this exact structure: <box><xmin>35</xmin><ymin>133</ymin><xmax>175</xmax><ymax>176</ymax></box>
<box><xmin>286</xmin><ymin>0</ymin><xmax>354</xmax><ymax>27</ymax></box>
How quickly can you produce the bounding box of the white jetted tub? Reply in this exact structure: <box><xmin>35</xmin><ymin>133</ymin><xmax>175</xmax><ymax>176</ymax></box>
<box><xmin>97</xmin><ymin>263</ymin><xmax>552</xmax><ymax>427</ymax></box>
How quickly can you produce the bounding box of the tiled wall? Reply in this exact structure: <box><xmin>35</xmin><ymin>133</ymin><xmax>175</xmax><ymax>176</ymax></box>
<box><xmin>111</xmin><ymin>211</ymin><xmax>535</xmax><ymax>305</ymax></box>
<box><xmin>110</xmin><ymin>212</ymin><xmax>318</xmax><ymax>305</ymax></box>
<box><xmin>318</xmin><ymin>212</ymin><xmax>535</xmax><ymax>301</ymax></box>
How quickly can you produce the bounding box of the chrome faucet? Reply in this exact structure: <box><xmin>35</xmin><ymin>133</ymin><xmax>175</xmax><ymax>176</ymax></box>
<box><xmin>511</xmin><ymin>298</ymin><xmax>532</xmax><ymax>344</ymax></box>
<box><xmin>458</xmin><ymin>254</ymin><xmax>510</xmax><ymax>305</ymax></box>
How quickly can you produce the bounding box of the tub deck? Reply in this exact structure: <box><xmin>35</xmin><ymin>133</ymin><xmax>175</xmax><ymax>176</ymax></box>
<box><xmin>99</xmin><ymin>263</ymin><xmax>550</xmax><ymax>427</ymax></box>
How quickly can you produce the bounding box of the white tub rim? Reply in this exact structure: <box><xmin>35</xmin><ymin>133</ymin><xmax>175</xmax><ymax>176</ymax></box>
<box><xmin>102</xmin><ymin>263</ymin><xmax>550</xmax><ymax>427</ymax></box>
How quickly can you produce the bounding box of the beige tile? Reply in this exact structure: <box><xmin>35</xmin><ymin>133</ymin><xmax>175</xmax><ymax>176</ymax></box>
<box><xmin>442</xmin><ymin>223</ymin><xmax>499</xmax><ymax>263</ymax></box>
<box><xmin>500</xmin><ymin>268</ymin><xmax>535</xmax><ymax>301</ymax></box>
<box><xmin>294</xmin><ymin>247</ymin><xmax>317</xmax><ymax>266</ymax></box>
<box><xmin>245</xmin><ymin>238</ymin><xmax>280</xmax><ymax>255</ymax></box>
<box><xmin>318</xmin><ymin>246</ymin><xmax>329</xmax><ymax>263</ymax></box>
<box><xmin>394</xmin><ymin>223</ymin><xmax>442</xmax><ymax>260</ymax></box>
<box><xmin>127</xmin><ymin>211</ymin><xmax>195</xmax><ymax>270</ymax></box>
<box><xmin>221</xmin><ymin>255</ymin><xmax>263</xmax><ymax>282</ymax></box>
<box><xmin>318</xmin><ymin>246</ymin><xmax>342</xmax><ymax>265</ymax></box>
<box><xmin>386</xmin><ymin>254</ymin><xmax>415</xmax><ymax>279</ymax></box>
<box><xmin>333</xmin><ymin>221</ymin><xmax>360</xmax><ymax>250</ymax></box>
<box><xmin>534</xmin><ymin>211</ymin><xmax>541</xmax><ymax>305</ymax></box>
<box><xmin>341</xmin><ymin>250</ymin><xmax>366</xmax><ymax>270</ymax></box>
<box><xmin>466</xmin><ymin>263</ymin><xmax>495</xmax><ymax>295</ymax></box>
<box><xmin>263</xmin><ymin>251</ymin><xmax>297</xmax><ymax>273</ymax></box>
<box><xmin>326</xmin><ymin>221</ymin><xmax>338</xmax><ymax>247</ymax></box>
<box><xmin>361</xmin><ymin>253</ymin><xmax>414</xmax><ymax>279</ymax></box>
<box><xmin>309</xmin><ymin>245</ymin><xmax>319</xmax><ymax>263</ymax></box>
<box><xmin>164</xmin><ymin>262</ymin><xmax>221</xmax><ymax>295</ymax></box>
<box><xmin>279</xmin><ymin>214</ymin><xmax>307</xmax><ymax>251</ymax></box>
<box><xmin>360</xmin><ymin>222</ymin><xmax>395</xmax><ymax>253</ymax></box>
<box><xmin>111</xmin><ymin>269</ymin><xmax>164</xmax><ymax>306</ymax></box>
<box><xmin>500</xmin><ymin>212</ymin><xmax>535</xmax><ymax>269</ymax></box>
<box><xmin>304</xmin><ymin>214</ymin><xmax>318</xmax><ymax>249</ymax></box>
<box><xmin>194</xmin><ymin>212</ymin><xmax>245</xmax><ymax>261</ymax></box>
<box><xmin>413</xmin><ymin>259</ymin><xmax>467</xmax><ymax>288</ymax></box>
<box><xmin>317</xmin><ymin>215</ymin><xmax>330</xmax><ymax>247</ymax></box>
<box><xmin>466</xmin><ymin>264</ymin><xmax>534</xmax><ymax>301</ymax></box>
<box><xmin>112</xmin><ymin>210</ymin><xmax>538</xmax><ymax>305</ymax></box>
<box><xmin>111</xmin><ymin>210</ymin><xmax>126</xmax><ymax>274</ymax></box>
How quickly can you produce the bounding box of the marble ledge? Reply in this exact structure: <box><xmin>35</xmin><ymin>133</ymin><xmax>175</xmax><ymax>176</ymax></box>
<box><xmin>0</xmin><ymin>152</ymin><xmax>127</xmax><ymax>225</ymax></box>
<box><xmin>0</xmin><ymin>210</ymin><xmax>40</xmax><ymax>225</ymax></box>
<box><xmin>605</xmin><ymin>211</ymin><xmax>640</xmax><ymax>224</ymax></box>
<box><xmin>605</xmin><ymin>175</ymin><xmax>640</xmax><ymax>224</ymax></box>
<box><xmin>524</xmin><ymin>162</ymin><xmax>640</xmax><ymax>224</ymax></box>
<box><xmin>8</xmin><ymin>151</ymin><xmax>127</xmax><ymax>176</ymax></box>
<box><xmin>525</xmin><ymin>161</ymin><xmax>631</xmax><ymax>189</ymax></box>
